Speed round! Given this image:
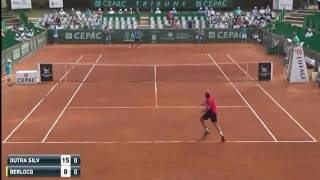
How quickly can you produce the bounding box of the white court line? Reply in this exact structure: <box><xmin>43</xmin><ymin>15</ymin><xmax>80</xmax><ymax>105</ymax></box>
<box><xmin>3</xmin><ymin>140</ymin><xmax>317</xmax><ymax>144</ymax></box>
<box><xmin>226</xmin><ymin>54</ymin><xmax>255</xmax><ymax>80</ymax></box>
<box><xmin>154</xmin><ymin>65</ymin><xmax>158</xmax><ymax>107</ymax></box>
<box><xmin>67</xmin><ymin>105</ymin><xmax>248</xmax><ymax>109</ymax></box>
<box><xmin>207</xmin><ymin>54</ymin><xmax>278</xmax><ymax>141</ymax></box>
<box><xmin>41</xmin><ymin>54</ymin><xmax>103</xmax><ymax>143</ymax></box>
<box><xmin>48</xmin><ymin>62</ymin><xmax>270</xmax><ymax>67</ymax></box>
<box><xmin>226</xmin><ymin>54</ymin><xmax>317</xmax><ymax>142</ymax></box>
<box><xmin>2</xmin><ymin>55</ymin><xmax>85</xmax><ymax>143</ymax></box>
<box><xmin>256</xmin><ymin>84</ymin><xmax>318</xmax><ymax>142</ymax></box>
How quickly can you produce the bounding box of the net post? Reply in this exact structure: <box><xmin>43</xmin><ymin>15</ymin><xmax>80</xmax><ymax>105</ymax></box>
<box><xmin>38</xmin><ymin>63</ymin><xmax>41</xmax><ymax>83</ymax></box>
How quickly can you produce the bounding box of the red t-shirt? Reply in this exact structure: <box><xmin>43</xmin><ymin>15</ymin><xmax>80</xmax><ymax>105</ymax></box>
<box><xmin>206</xmin><ymin>96</ymin><xmax>217</xmax><ymax>113</ymax></box>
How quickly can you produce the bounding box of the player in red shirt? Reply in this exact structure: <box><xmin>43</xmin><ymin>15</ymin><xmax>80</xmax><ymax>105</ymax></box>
<box><xmin>200</xmin><ymin>90</ymin><xmax>225</xmax><ymax>142</ymax></box>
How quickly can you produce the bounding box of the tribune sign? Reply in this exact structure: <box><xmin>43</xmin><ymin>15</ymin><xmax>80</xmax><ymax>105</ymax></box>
<box><xmin>287</xmin><ymin>46</ymin><xmax>309</xmax><ymax>83</ymax></box>
<box><xmin>16</xmin><ymin>70</ymin><xmax>39</xmax><ymax>84</ymax></box>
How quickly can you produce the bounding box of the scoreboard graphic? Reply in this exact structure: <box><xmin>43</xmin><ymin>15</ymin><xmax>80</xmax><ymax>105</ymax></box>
<box><xmin>6</xmin><ymin>154</ymin><xmax>80</xmax><ymax>177</ymax></box>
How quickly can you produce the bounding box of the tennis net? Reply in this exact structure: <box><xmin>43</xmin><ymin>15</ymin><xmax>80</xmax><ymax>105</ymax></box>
<box><xmin>38</xmin><ymin>62</ymin><xmax>272</xmax><ymax>83</ymax></box>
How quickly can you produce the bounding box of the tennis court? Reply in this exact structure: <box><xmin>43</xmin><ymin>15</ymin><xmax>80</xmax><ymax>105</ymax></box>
<box><xmin>2</xmin><ymin>44</ymin><xmax>320</xmax><ymax>179</ymax></box>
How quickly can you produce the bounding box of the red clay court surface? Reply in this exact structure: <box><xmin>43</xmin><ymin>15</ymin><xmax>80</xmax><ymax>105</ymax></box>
<box><xmin>2</xmin><ymin>43</ymin><xmax>320</xmax><ymax>179</ymax></box>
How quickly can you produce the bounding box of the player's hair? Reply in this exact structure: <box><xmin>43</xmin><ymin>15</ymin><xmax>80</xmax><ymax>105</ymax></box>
<box><xmin>205</xmin><ymin>91</ymin><xmax>211</xmax><ymax>98</ymax></box>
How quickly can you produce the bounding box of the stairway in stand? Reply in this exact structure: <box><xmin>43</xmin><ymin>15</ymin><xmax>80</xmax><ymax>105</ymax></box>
<box><xmin>138</xmin><ymin>15</ymin><xmax>150</xmax><ymax>29</ymax></box>
<box><xmin>1</xmin><ymin>8</ymin><xmax>20</xmax><ymax>28</ymax></box>
<box><xmin>284</xmin><ymin>9</ymin><xmax>319</xmax><ymax>27</ymax></box>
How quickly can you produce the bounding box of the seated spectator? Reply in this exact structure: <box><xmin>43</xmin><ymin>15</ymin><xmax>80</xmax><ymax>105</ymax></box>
<box><xmin>129</xmin><ymin>8</ymin><xmax>134</xmax><ymax>14</ymax></box>
<box><xmin>124</xmin><ymin>8</ymin><xmax>128</xmax><ymax>14</ymax></box>
<box><xmin>305</xmin><ymin>28</ymin><xmax>314</xmax><ymax>38</ymax></box>
<box><xmin>96</xmin><ymin>8</ymin><xmax>103</xmax><ymax>16</ymax></box>
<box><xmin>59</xmin><ymin>9</ymin><xmax>66</xmax><ymax>16</ymax></box>
<box><xmin>209</xmin><ymin>8</ymin><xmax>215</xmax><ymax>16</ymax></box>
<box><xmin>75</xmin><ymin>9</ymin><xmax>81</xmax><ymax>17</ymax></box>
<box><xmin>265</xmin><ymin>5</ymin><xmax>272</xmax><ymax>16</ymax></box>
<box><xmin>235</xmin><ymin>6</ymin><xmax>241</xmax><ymax>16</ymax></box>
<box><xmin>259</xmin><ymin>7</ymin><xmax>266</xmax><ymax>16</ymax></box>
<box><xmin>108</xmin><ymin>8</ymin><xmax>115</xmax><ymax>14</ymax></box>
<box><xmin>136</xmin><ymin>8</ymin><xmax>140</xmax><ymax>14</ymax></box>
<box><xmin>252</xmin><ymin>6</ymin><xmax>258</xmax><ymax>17</ymax></box>
<box><xmin>71</xmin><ymin>8</ymin><xmax>76</xmax><ymax>16</ymax></box>
<box><xmin>172</xmin><ymin>7</ymin><xmax>177</xmax><ymax>14</ymax></box>
<box><xmin>155</xmin><ymin>7</ymin><xmax>161</xmax><ymax>14</ymax></box>
<box><xmin>118</xmin><ymin>9</ymin><xmax>123</xmax><ymax>14</ymax></box>
<box><xmin>167</xmin><ymin>10</ymin><xmax>173</xmax><ymax>24</ymax></box>
<box><xmin>171</xmin><ymin>18</ymin><xmax>177</xmax><ymax>28</ymax></box>
<box><xmin>198</xmin><ymin>7</ymin><xmax>204</xmax><ymax>14</ymax></box>
<box><xmin>187</xmin><ymin>19</ymin><xmax>193</xmax><ymax>28</ymax></box>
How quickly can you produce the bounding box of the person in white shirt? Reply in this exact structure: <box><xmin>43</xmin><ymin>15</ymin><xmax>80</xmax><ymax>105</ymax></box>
<box><xmin>108</xmin><ymin>8</ymin><xmax>115</xmax><ymax>14</ymax></box>
<box><xmin>259</xmin><ymin>7</ymin><xmax>266</xmax><ymax>16</ymax></box>
<box><xmin>119</xmin><ymin>9</ymin><xmax>123</xmax><ymax>14</ymax></box>
<box><xmin>155</xmin><ymin>7</ymin><xmax>161</xmax><ymax>14</ymax></box>
<box><xmin>305</xmin><ymin>28</ymin><xmax>314</xmax><ymax>38</ymax></box>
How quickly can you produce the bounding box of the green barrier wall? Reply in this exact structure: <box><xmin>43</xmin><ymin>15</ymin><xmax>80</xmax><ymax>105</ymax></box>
<box><xmin>2</xmin><ymin>31</ymin><xmax>47</xmax><ymax>73</ymax></box>
<box><xmin>91</xmin><ymin>0</ymin><xmax>235</xmax><ymax>9</ymax></box>
<box><xmin>48</xmin><ymin>28</ymin><xmax>261</xmax><ymax>44</ymax></box>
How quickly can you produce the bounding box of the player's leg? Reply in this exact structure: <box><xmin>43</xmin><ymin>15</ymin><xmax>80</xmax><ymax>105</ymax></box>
<box><xmin>7</xmin><ymin>74</ymin><xmax>12</xmax><ymax>85</ymax></box>
<box><xmin>200</xmin><ymin>112</ymin><xmax>210</xmax><ymax>135</ymax></box>
<box><xmin>136</xmin><ymin>39</ymin><xmax>140</xmax><ymax>48</ymax></box>
<box><xmin>211</xmin><ymin>113</ymin><xmax>225</xmax><ymax>142</ymax></box>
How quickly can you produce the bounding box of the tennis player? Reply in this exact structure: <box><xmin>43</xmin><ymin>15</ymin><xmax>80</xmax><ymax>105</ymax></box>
<box><xmin>200</xmin><ymin>90</ymin><xmax>225</xmax><ymax>142</ymax></box>
<box><xmin>6</xmin><ymin>59</ymin><xmax>13</xmax><ymax>86</ymax></box>
<box><xmin>129</xmin><ymin>28</ymin><xmax>141</xmax><ymax>48</ymax></box>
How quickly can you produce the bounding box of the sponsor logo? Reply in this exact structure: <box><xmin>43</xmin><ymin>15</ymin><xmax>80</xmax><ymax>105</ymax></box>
<box><xmin>40</xmin><ymin>64</ymin><xmax>53</xmax><ymax>81</ymax></box>
<box><xmin>258</xmin><ymin>62</ymin><xmax>272</xmax><ymax>81</ymax></box>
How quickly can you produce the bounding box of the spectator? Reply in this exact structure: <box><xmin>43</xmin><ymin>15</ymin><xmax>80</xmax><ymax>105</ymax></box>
<box><xmin>124</xmin><ymin>8</ymin><xmax>128</xmax><ymax>15</ymax></box>
<box><xmin>129</xmin><ymin>8</ymin><xmax>134</xmax><ymax>14</ymax></box>
<box><xmin>171</xmin><ymin>18</ymin><xmax>177</xmax><ymax>28</ymax></box>
<box><xmin>167</xmin><ymin>10</ymin><xmax>174</xmax><ymax>24</ymax></box>
<box><xmin>6</xmin><ymin>59</ymin><xmax>13</xmax><ymax>86</ymax></box>
<box><xmin>136</xmin><ymin>8</ymin><xmax>140</xmax><ymax>14</ymax></box>
<box><xmin>240</xmin><ymin>25</ymin><xmax>247</xmax><ymax>43</ymax></box>
<box><xmin>71</xmin><ymin>8</ymin><xmax>76</xmax><ymax>16</ymax></box>
<box><xmin>305</xmin><ymin>28</ymin><xmax>314</xmax><ymax>38</ymax></box>
<box><xmin>252</xmin><ymin>6</ymin><xmax>258</xmax><ymax>17</ymax></box>
<box><xmin>318</xmin><ymin>0</ymin><xmax>320</xmax><ymax>10</ymax></box>
<box><xmin>59</xmin><ymin>9</ymin><xmax>66</xmax><ymax>16</ymax></box>
<box><xmin>96</xmin><ymin>8</ymin><xmax>103</xmax><ymax>16</ymax></box>
<box><xmin>108</xmin><ymin>8</ymin><xmax>115</xmax><ymax>14</ymax></box>
<box><xmin>259</xmin><ymin>6</ymin><xmax>266</xmax><ymax>16</ymax></box>
<box><xmin>235</xmin><ymin>6</ymin><xmax>241</xmax><ymax>16</ymax></box>
<box><xmin>103</xmin><ymin>26</ymin><xmax>111</xmax><ymax>46</ymax></box>
<box><xmin>187</xmin><ymin>19</ymin><xmax>193</xmax><ymax>28</ymax></box>
<box><xmin>172</xmin><ymin>7</ymin><xmax>177</xmax><ymax>14</ymax></box>
<box><xmin>292</xmin><ymin>32</ymin><xmax>300</xmax><ymax>45</ymax></box>
<box><xmin>75</xmin><ymin>9</ymin><xmax>81</xmax><ymax>17</ymax></box>
<box><xmin>155</xmin><ymin>7</ymin><xmax>161</xmax><ymax>14</ymax></box>
<box><xmin>53</xmin><ymin>26</ymin><xmax>58</xmax><ymax>43</ymax></box>
<box><xmin>196</xmin><ymin>27</ymin><xmax>204</xmax><ymax>41</ymax></box>
<box><xmin>265</xmin><ymin>5</ymin><xmax>272</xmax><ymax>17</ymax></box>
<box><xmin>118</xmin><ymin>9</ymin><xmax>123</xmax><ymax>14</ymax></box>
<box><xmin>198</xmin><ymin>7</ymin><xmax>204</xmax><ymax>14</ymax></box>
